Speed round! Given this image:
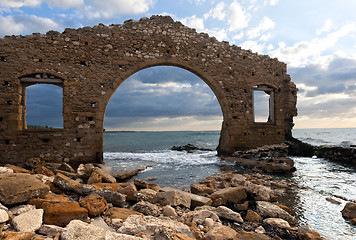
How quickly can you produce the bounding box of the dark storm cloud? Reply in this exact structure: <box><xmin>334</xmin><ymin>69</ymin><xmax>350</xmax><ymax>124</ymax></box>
<box><xmin>105</xmin><ymin>66</ymin><xmax>222</xmax><ymax>120</ymax></box>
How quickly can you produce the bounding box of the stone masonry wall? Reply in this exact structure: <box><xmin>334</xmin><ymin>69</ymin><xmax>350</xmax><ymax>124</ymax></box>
<box><xmin>0</xmin><ymin>15</ymin><xmax>297</xmax><ymax>166</ymax></box>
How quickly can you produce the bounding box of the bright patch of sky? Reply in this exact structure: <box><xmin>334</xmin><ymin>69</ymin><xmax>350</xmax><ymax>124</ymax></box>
<box><xmin>1</xmin><ymin>0</ymin><xmax>356</xmax><ymax>129</ymax></box>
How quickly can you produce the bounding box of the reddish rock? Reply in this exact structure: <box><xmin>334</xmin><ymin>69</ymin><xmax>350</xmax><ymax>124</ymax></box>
<box><xmin>91</xmin><ymin>182</ymin><xmax>120</xmax><ymax>191</ymax></box>
<box><xmin>0</xmin><ymin>173</ymin><xmax>49</xmax><ymax>205</ymax></box>
<box><xmin>246</xmin><ymin>210</ymin><xmax>261</xmax><ymax>222</ymax></box>
<box><xmin>35</xmin><ymin>165</ymin><xmax>55</xmax><ymax>177</ymax></box>
<box><xmin>234</xmin><ymin>231</ymin><xmax>272</xmax><ymax>240</ymax></box>
<box><xmin>6</xmin><ymin>165</ymin><xmax>32</xmax><ymax>174</ymax></box>
<box><xmin>206</xmin><ymin>224</ymin><xmax>238</xmax><ymax>240</ymax></box>
<box><xmin>108</xmin><ymin>207</ymin><xmax>143</xmax><ymax>221</ymax></box>
<box><xmin>341</xmin><ymin>202</ymin><xmax>356</xmax><ymax>219</ymax></box>
<box><xmin>79</xmin><ymin>194</ymin><xmax>107</xmax><ymax>217</ymax></box>
<box><xmin>28</xmin><ymin>193</ymin><xmax>70</xmax><ymax>209</ymax></box>
<box><xmin>87</xmin><ymin>170</ymin><xmax>102</xmax><ymax>184</ymax></box>
<box><xmin>43</xmin><ymin>201</ymin><xmax>88</xmax><ymax>227</ymax></box>
<box><xmin>1</xmin><ymin>231</ymin><xmax>35</xmax><ymax>240</ymax></box>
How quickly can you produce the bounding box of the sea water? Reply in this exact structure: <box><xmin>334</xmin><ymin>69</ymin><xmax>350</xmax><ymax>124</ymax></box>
<box><xmin>103</xmin><ymin>128</ymin><xmax>356</xmax><ymax>239</ymax></box>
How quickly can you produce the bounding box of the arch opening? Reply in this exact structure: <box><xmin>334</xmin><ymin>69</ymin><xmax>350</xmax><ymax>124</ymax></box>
<box><xmin>102</xmin><ymin>66</ymin><xmax>226</xmax><ymax>186</ymax></box>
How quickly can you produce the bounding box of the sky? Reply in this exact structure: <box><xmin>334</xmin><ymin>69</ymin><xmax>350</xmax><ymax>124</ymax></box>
<box><xmin>1</xmin><ymin>0</ymin><xmax>356</xmax><ymax>130</ymax></box>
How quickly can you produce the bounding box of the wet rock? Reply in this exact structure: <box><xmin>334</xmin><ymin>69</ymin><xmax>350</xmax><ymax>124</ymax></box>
<box><xmin>53</xmin><ymin>173</ymin><xmax>81</xmax><ymax>192</ymax></box>
<box><xmin>107</xmin><ymin>207</ymin><xmax>143</xmax><ymax>221</ymax></box>
<box><xmin>79</xmin><ymin>194</ymin><xmax>107</xmax><ymax>217</ymax></box>
<box><xmin>256</xmin><ymin>201</ymin><xmax>297</xmax><ymax>225</ymax></box>
<box><xmin>263</xmin><ymin>218</ymin><xmax>291</xmax><ymax>230</ymax></box>
<box><xmin>341</xmin><ymin>202</ymin><xmax>356</xmax><ymax>219</ymax></box>
<box><xmin>190</xmin><ymin>184</ymin><xmax>214</xmax><ymax>195</ymax></box>
<box><xmin>114</xmin><ymin>169</ymin><xmax>143</xmax><ymax>181</ymax></box>
<box><xmin>246</xmin><ymin>210</ymin><xmax>261</xmax><ymax>222</ymax></box>
<box><xmin>211</xmin><ymin>187</ymin><xmax>247</xmax><ymax>204</ymax></box>
<box><xmin>38</xmin><ymin>224</ymin><xmax>64</xmax><ymax>237</ymax></box>
<box><xmin>43</xmin><ymin>201</ymin><xmax>88</xmax><ymax>227</ymax></box>
<box><xmin>157</xmin><ymin>188</ymin><xmax>191</xmax><ymax>208</ymax></box>
<box><xmin>205</xmin><ymin>223</ymin><xmax>238</xmax><ymax>240</ymax></box>
<box><xmin>215</xmin><ymin>206</ymin><xmax>243</xmax><ymax>223</ymax></box>
<box><xmin>0</xmin><ymin>173</ymin><xmax>49</xmax><ymax>205</ymax></box>
<box><xmin>163</xmin><ymin>205</ymin><xmax>178</xmax><ymax>217</ymax></box>
<box><xmin>11</xmin><ymin>209</ymin><xmax>43</xmax><ymax>232</ymax></box>
<box><xmin>61</xmin><ymin>220</ymin><xmax>144</xmax><ymax>240</ymax></box>
<box><xmin>132</xmin><ymin>201</ymin><xmax>161</xmax><ymax>217</ymax></box>
<box><xmin>118</xmin><ymin>214</ymin><xmax>194</xmax><ymax>238</ymax></box>
<box><xmin>298</xmin><ymin>225</ymin><xmax>325</xmax><ymax>240</ymax></box>
<box><xmin>1</xmin><ymin>231</ymin><xmax>35</xmax><ymax>240</ymax></box>
<box><xmin>171</xmin><ymin>144</ymin><xmax>212</xmax><ymax>152</ymax></box>
<box><xmin>234</xmin><ymin>201</ymin><xmax>249</xmax><ymax>211</ymax></box>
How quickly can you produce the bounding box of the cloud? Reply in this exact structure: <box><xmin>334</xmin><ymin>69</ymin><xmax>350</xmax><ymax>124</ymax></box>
<box><xmin>316</xmin><ymin>19</ymin><xmax>336</xmax><ymax>35</ymax></box>
<box><xmin>85</xmin><ymin>0</ymin><xmax>153</xmax><ymax>19</ymax></box>
<box><xmin>180</xmin><ymin>15</ymin><xmax>205</xmax><ymax>32</ymax></box>
<box><xmin>271</xmin><ymin>22</ymin><xmax>356</xmax><ymax>67</ymax></box>
<box><xmin>204</xmin><ymin>1</ymin><xmax>250</xmax><ymax>32</ymax></box>
<box><xmin>246</xmin><ymin>16</ymin><xmax>274</xmax><ymax>39</ymax></box>
<box><xmin>264</xmin><ymin>0</ymin><xmax>279</xmax><ymax>6</ymax></box>
<box><xmin>0</xmin><ymin>14</ymin><xmax>58</xmax><ymax>37</ymax></box>
<box><xmin>0</xmin><ymin>0</ymin><xmax>83</xmax><ymax>9</ymax></box>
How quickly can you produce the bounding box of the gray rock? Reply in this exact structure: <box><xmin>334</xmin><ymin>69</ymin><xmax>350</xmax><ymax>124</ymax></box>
<box><xmin>112</xmin><ymin>192</ymin><xmax>126</xmax><ymax>207</ymax></box>
<box><xmin>9</xmin><ymin>204</ymin><xmax>36</xmax><ymax>215</ymax></box>
<box><xmin>0</xmin><ymin>167</ymin><xmax>13</xmax><ymax>174</ymax></box>
<box><xmin>11</xmin><ymin>208</ymin><xmax>43</xmax><ymax>232</ymax></box>
<box><xmin>263</xmin><ymin>218</ymin><xmax>291</xmax><ymax>229</ymax></box>
<box><xmin>39</xmin><ymin>224</ymin><xmax>64</xmax><ymax>237</ymax></box>
<box><xmin>182</xmin><ymin>209</ymin><xmax>220</xmax><ymax>225</ymax></box>
<box><xmin>162</xmin><ymin>205</ymin><xmax>178</xmax><ymax>217</ymax></box>
<box><xmin>61</xmin><ymin>220</ymin><xmax>144</xmax><ymax>240</ymax></box>
<box><xmin>256</xmin><ymin>201</ymin><xmax>297</xmax><ymax>225</ymax></box>
<box><xmin>0</xmin><ymin>209</ymin><xmax>9</xmax><ymax>223</ymax></box>
<box><xmin>76</xmin><ymin>164</ymin><xmax>94</xmax><ymax>179</ymax></box>
<box><xmin>93</xmin><ymin>167</ymin><xmax>116</xmax><ymax>183</ymax></box>
<box><xmin>215</xmin><ymin>206</ymin><xmax>243</xmax><ymax>223</ymax></box>
<box><xmin>0</xmin><ymin>173</ymin><xmax>49</xmax><ymax>205</ymax></box>
<box><xmin>118</xmin><ymin>214</ymin><xmax>194</xmax><ymax>238</ymax></box>
<box><xmin>74</xmin><ymin>184</ymin><xmax>100</xmax><ymax>195</ymax></box>
<box><xmin>243</xmin><ymin>181</ymin><xmax>275</xmax><ymax>201</ymax></box>
<box><xmin>91</xmin><ymin>217</ymin><xmax>115</xmax><ymax>232</ymax></box>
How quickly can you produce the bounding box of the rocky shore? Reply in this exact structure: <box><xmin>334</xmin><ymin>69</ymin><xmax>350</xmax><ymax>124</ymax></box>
<box><xmin>0</xmin><ymin>158</ymin><xmax>350</xmax><ymax>240</ymax></box>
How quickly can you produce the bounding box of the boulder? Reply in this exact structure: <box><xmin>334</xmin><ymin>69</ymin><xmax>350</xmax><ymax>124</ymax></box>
<box><xmin>74</xmin><ymin>184</ymin><xmax>100</xmax><ymax>196</ymax></box>
<box><xmin>190</xmin><ymin>184</ymin><xmax>214</xmax><ymax>195</ymax></box>
<box><xmin>11</xmin><ymin>209</ymin><xmax>43</xmax><ymax>232</ymax></box>
<box><xmin>119</xmin><ymin>183</ymin><xmax>138</xmax><ymax>202</ymax></box>
<box><xmin>61</xmin><ymin>220</ymin><xmax>144</xmax><ymax>240</ymax></box>
<box><xmin>87</xmin><ymin>170</ymin><xmax>102</xmax><ymax>184</ymax></box>
<box><xmin>263</xmin><ymin>218</ymin><xmax>291</xmax><ymax>230</ymax></box>
<box><xmin>133</xmin><ymin>189</ymin><xmax>158</xmax><ymax>204</ymax></box>
<box><xmin>182</xmin><ymin>209</ymin><xmax>220</xmax><ymax>225</ymax></box>
<box><xmin>211</xmin><ymin>187</ymin><xmax>247</xmax><ymax>204</ymax></box>
<box><xmin>28</xmin><ymin>193</ymin><xmax>70</xmax><ymax>209</ymax></box>
<box><xmin>163</xmin><ymin>205</ymin><xmax>178</xmax><ymax>217</ymax></box>
<box><xmin>298</xmin><ymin>225</ymin><xmax>325</xmax><ymax>240</ymax></box>
<box><xmin>215</xmin><ymin>206</ymin><xmax>243</xmax><ymax>223</ymax></box>
<box><xmin>205</xmin><ymin>224</ymin><xmax>238</xmax><ymax>240</ymax></box>
<box><xmin>107</xmin><ymin>207</ymin><xmax>143</xmax><ymax>221</ymax></box>
<box><xmin>76</xmin><ymin>164</ymin><xmax>95</xmax><ymax>179</ymax></box>
<box><xmin>157</xmin><ymin>188</ymin><xmax>191</xmax><ymax>208</ymax></box>
<box><xmin>134</xmin><ymin>179</ymin><xmax>149</xmax><ymax>189</ymax></box>
<box><xmin>190</xmin><ymin>193</ymin><xmax>212</xmax><ymax>209</ymax></box>
<box><xmin>341</xmin><ymin>202</ymin><xmax>356</xmax><ymax>219</ymax></box>
<box><xmin>79</xmin><ymin>195</ymin><xmax>107</xmax><ymax>217</ymax></box>
<box><xmin>38</xmin><ymin>224</ymin><xmax>64</xmax><ymax>237</ymax></box>
<box><xmin>118</xmin><ymin>214</ymin><xmax>194</xmax><ymax>238</ymax></box>
<box><xmin>243</xmin><ymin>181</ymin><xmax>275</xmax><ymax>201</ymax></box>
<box><xmin>132</xmin><ymin>201</ymin><xmax>161</xmax><ymax>217</ymax></box>
<box><xmin>246</xmin><ymin>210</ymin><xmax>261</xmax><ymax>222</ymax></box>
<box><xmin>53</xmin><ymin>173</ymin><xmax>81</xmax><ymax>192</ymax></box>
<box><xmin>0</xmin><ymin>173</ymin><xmax>49</xmax><ymax>205</ymax></box>
<box><xmin>112</xmin><ymin>192</ymin><xmax>126</xmax><ymax>207</ymax></box>
<box><xmin>92</xmin><ymin>167</ymin><xmax>116</xmax><ymax>183</ymax></box>
<box><xmin>256</xmin><ymin>201</ymin><xmax>297</xmax><ymax>225</ymax></box>
<box><xmin>43</xmin><ymin>201</ymin><xmax>88</xmax><ymax>227</ymax></box>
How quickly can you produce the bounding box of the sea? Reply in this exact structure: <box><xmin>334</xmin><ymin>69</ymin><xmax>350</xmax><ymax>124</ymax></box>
<box><xmin>103</xmin><ymin>128</ymin><xmax>356</xmax><ymax>240</ymax></box>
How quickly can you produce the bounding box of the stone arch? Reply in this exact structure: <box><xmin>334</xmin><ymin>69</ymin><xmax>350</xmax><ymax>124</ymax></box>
<box><xmin>0</xmin><ymin>15</ymin><xmax>298</xmax><ymax>165</ymax></box>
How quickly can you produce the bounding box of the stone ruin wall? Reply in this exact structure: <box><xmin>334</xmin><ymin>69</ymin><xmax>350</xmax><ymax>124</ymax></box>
<box><xmin>0</xmin><ymin>15</ymin><xmax>298</xmax><ymax>166</ymax></box>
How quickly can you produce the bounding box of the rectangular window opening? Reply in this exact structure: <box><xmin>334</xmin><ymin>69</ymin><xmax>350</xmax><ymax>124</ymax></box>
<box><xmin>253</xmin><ymin>85</ymin><xmax>274</xmax><ymax>123</ymax></box>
